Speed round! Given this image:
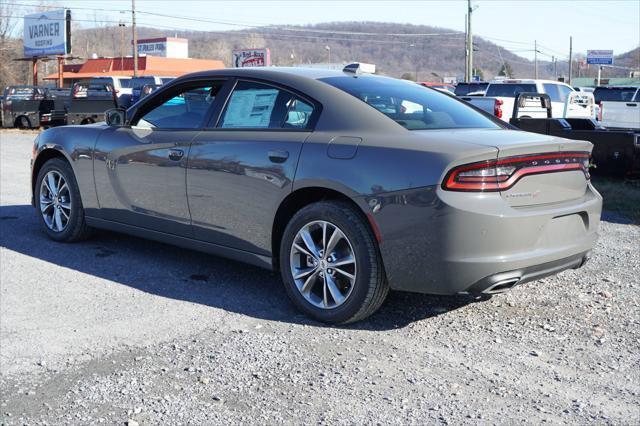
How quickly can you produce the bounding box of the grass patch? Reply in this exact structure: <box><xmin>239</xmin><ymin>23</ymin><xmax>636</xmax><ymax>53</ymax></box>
<box><xmin>591</xmin><ymin>176</ymin><xmax>640</xmax><ymax>224</ymax></box>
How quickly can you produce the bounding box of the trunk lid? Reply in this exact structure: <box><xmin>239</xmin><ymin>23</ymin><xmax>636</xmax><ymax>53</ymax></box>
<box><xmin>436</xmin><ymin>129</ymin><xmax>592</xmax><ymax>207</ymax></box>
<box><xmin>492</xmin><ymin>131</ymin><xmax>592</xmax><ymax>207</ymax></box>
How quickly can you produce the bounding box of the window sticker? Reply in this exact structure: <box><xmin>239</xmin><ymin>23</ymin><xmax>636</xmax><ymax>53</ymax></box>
<box><xmin>222</xmin><ymin>89</ymin><xmax>279</xmax><ymax>128</ymax></box>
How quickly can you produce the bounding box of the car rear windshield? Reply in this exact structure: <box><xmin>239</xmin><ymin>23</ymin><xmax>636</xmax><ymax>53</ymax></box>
<box><xmin>130</xmin><ymin>77</ymin><xmax>156</xmax><ymax>89</ymax></box>
<box><xmin>593</xmin><ymin>87</ymin><xmax>638</xmax><ymax>103</ymax></box>
<box><xmin>454</xmin><ymin>82</ymin><xmax>489</xmax><ymax>96</ymax></box>
<box><xmin>319</xmin><ymin>76</ymin><xmax>500</xmax><ymax>130</ymax></box>
<box><xmin>485</xmin><ymin>84</ymin><xmax>537</xmax><ymax>97</ymax></box>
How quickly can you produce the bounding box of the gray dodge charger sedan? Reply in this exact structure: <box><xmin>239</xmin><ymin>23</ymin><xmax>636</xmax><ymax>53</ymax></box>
<box><xmin>30</xmin><ymin>67</ymin><xmax>602</xmax><ymax>323</ymax></box>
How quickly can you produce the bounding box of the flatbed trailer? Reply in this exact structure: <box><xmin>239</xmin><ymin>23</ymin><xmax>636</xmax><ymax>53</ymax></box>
<box><xmin>509</xmin><ymin>93</ymin><xmax>640</xmax><ymax>176</ymax></box>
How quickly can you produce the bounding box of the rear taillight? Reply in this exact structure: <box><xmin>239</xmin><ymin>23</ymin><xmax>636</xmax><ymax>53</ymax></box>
<box><xmin>442</xmin><ymin>152</ymin><xmax>591</xmax><ymax>192</ymax></box>
<box><xmin>494</xmin><ymin>99</ymin><xmax>503</xmax><ymax>119</ymax></box>
<box><xmin>597</xmin><ymin>102</ymin><xmax>603</xmax><ymax>121</ymax></box>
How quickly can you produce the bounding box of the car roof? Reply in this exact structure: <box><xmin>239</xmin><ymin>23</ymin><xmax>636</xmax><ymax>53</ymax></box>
<box><xmin>488</xmin><ymin>79</ymin><xmax>568</xmax><ymax>85</ymax></box>
<box><xmin>180</xmin><ymin>66</ymin><xmax>354</xmax><ymax>81</ymax></box>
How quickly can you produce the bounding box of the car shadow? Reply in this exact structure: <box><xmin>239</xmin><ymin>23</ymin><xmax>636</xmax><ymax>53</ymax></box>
<box><xmin>601</xmin><ymin>210</ymin><xmax>636</xmax><ymax>225</ymax></box>
<box><xmin>0</xmin><ymin>204</ymin><xmax>480</xmax><ymax>331</ymax></box>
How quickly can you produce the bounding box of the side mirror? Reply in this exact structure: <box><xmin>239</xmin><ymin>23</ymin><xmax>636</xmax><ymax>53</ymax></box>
<box><xmin>105</xmin><ymin>108</ymin><xmax>126</xmax><ymax>126</ymax></box>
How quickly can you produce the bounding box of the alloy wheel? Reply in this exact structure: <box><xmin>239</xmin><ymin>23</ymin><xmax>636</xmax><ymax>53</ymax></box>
<box><xmin>39</xmin><ymin>170</ymin><xmax>71</xmax><ymax>232</ymax></box>
<box><xmin>289</xmin><ymin>220</ymin><xmax>357</xmax><ymax>309</ymax></box>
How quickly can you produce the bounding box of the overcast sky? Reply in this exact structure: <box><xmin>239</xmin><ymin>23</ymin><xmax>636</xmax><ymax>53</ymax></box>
<box><xmin>13</xmin><ymin>0</ymin><xmax>640</xmax><ymax>61</ymax></box>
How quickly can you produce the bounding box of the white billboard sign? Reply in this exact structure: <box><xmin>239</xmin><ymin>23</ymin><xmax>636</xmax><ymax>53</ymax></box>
<box><xmin>24</xmin><ymin>9</ymin><xmax>70</xmax><ymax>57</ymax></box>
<box><xmin>136</xmin><ymin>38</ymin><xmax>188</xmax><ymax>58</ymax></box>
<box><xmin>232</xmin><ymin>48</ymin><xmax>271</xmax><ymax>67</ymax></box>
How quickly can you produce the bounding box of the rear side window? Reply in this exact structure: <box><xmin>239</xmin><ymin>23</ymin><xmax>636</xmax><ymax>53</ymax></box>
<box><xmin>485</xmin><ymin>84</ymin><xmax>537</xmax><ymax>97</ymax></box>
<box><xmin>219</xmin><ymin>81</ymin><xmax>313</xmax><ymax>129</ymax></box>
<box><xmin>320</xmin><ymin>76</ymin><xmax>499</xmax><ymax>130</ymax></box>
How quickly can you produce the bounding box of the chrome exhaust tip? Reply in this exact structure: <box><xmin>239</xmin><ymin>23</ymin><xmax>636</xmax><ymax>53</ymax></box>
<box><xmin>483</xmin><ymin>278</ymin><xmax>521</xmax><ymax>294</ymax></box>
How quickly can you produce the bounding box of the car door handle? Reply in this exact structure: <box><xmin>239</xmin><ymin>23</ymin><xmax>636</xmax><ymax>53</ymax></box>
<box><xmin>168</xmin><ymin>149</ymin><xmax>184</xmax><ymax>161</ymax></box>
<box><xmin>626</xmin><ymin>103</ymin><xmax>638</xmax><ymax>107</ymax></box>
<box><xmin>268</xmin><ymin>150</ymin><xmax>289</xmax><ymax>163</ymax></box>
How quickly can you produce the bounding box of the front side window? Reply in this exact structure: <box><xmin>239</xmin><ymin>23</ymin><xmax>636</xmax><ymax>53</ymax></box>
<box><xmin>137</xmin><ymin>81</ymin><xmax>223</xmax><ymax>129</ymax></box>
<box><xmin>219</xmin><ymin>81</ymin><xmax>313</xmax><ymax>129</ymax></box>
<box><xmin>557</xmin><ymin>85</ymin><xmax>573</xmax><ymax>103</ymax></box>
<box><xmin>320</xmin><ymin>76</ymin><xmax>500</xmax><ymax>130</ymax></box>
<box><xmin>543</xmin><ymin>84</ymin><xmax>562</xmax><ymax>102</ymax></box>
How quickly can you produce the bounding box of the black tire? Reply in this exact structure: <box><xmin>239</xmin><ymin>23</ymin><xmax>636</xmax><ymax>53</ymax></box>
<box><xmin>280</xmin><ymin>201</ymin><xmax>389</xmax><ymax>324</ymax></box>
<box><xmin>16</xmin><ymin>116</ymin><xmax>31</xmax><ymax>129</ymax></box>
<box><xmin>34</xmin><ymin>158</ymin><xmax>92</xmax><ymax>242</ymax></box>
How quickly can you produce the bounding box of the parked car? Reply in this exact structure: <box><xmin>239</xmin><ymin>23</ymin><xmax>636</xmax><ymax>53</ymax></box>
<box><xmin>1</xmin><ymin>85</ymin><xmax>50</xmax><ymax>128</ymax></box>
<box><xmin>86</xmin><ymin>76</ymin><xmax>132</xmax><ymax>108</ymax></box>
<box><xmin>30</xmin><ymin>67</ymin><xmax>602</xmax><ymax>324</ymax></box>
<box><xmin>593</xmin><ymin>86</ymin><xmax>640</xmax><ymax>129</ymax></box>
<box><xmin>454</xmin><ymin>81</ymin><xmax>489</xmax><ymax>96</ymax></box>
<box><xmin>66</xmin><ymin>82</ymin><xmax>118</xmax><ymax>125</ymax></box>
<box><xmin>129</xmin><ymin>76</ymin><xmax>174</xmax><ymax>105</ymax></box>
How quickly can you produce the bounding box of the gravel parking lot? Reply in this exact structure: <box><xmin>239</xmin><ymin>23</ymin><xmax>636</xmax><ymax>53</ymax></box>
<box><xmin>1</xmin><ymin>129</ymin><xmax>639</xmax><ymax>425</ymax></box>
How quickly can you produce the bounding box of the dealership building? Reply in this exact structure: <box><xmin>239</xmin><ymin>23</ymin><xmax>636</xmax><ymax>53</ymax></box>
<box><xmin>43</xmin><ymin>37</ymin><xmax>225</xmax><ymax>87</ymax></box>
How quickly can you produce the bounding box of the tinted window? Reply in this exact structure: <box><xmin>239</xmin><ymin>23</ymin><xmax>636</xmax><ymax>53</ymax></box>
<box><xmin>129</xmin><ymin>77</ymin><xmax>156</xmax><ymax>89</ymax></box>
<box><xmin>138</xmin><ymin>82</ymin><xmax>222</xmax><ymax>129</ymax></box>
<box><xmin>454</xmin><ymin>82</ymin><xmax>488</xmax><ymax>96</ymax></box>
<box><xmin>321</xmin><ymin>76</ymin><xmax>499</xmax><ymax>130</ymax></box>
<box><xmin>161</xmin><ymin>78</ymin><xmax>174</xmax><ymax>85</ymax></box>
<box><xmin>220</xmin><ymin>81</ymin><xmax>307</xmax><ymax>129</ymax></box>
<box><xmin>593</xmin><ymin>87</ymin><xmax>639</xmax><ymax>102</ymax></box>
<box><xmin>485</xmin><ymin>84</ymin><xmax>537</xmax><ymax>97</ymax></box>
<box><xmin>635</xmin><ymin>90</ymin><xmax>640</xmax><ymax>102</ymax></box>
<box><xmin>285</xmin><ymin>98</ymin><xmax>314</xmax><ymax>128</ymax></box>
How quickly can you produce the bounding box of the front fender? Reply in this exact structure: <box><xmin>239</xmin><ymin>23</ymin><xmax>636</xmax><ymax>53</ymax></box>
<box><xmin>32</xmin><ymin>125</ymin><xmax>105</xmax><ymax>214</ymax></box>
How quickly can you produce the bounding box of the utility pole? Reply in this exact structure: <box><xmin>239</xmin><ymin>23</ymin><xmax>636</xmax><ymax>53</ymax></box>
<box><xmin>553</xmin><ymin>56</ymin><xmax>558</xmax><ymax>80</ymax></box>
<box><xmin>568</xmin><ymin>36</ymin><xmax>573</xmax><ymax>85</ymax></box>
<box><xmin>119</xmin><ymin>19</ymin><xmax>125</xmax><ymax>70</ymax></box>
<box><xmin>132</xmin><ymin>0</ymin><xmax>138</xmax><ymax>77</ymax></box>
<box><xmin>464</xmin><ymin>13</ymin><xmax>468</xmax><ymax>81</ymax></box>
<box><xmin>466</xmin><ymin>0</ymin><xmax>473</xmax><ymax>82</ymax></box>
<box><xmin>534</xmin><ymin>40</ymin><xmax>538</xmax><ymax>79</ymax></box>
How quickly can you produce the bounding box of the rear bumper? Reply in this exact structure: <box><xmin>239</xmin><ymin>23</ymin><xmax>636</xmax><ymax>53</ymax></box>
<box><xmin>367</xmin><ymin>182</ymin><xmax>602</xmax><ymax>295</ymax></box>
<box><xmin>466</xmin><ymin>251</ymin><xmax>590</xmax><ymax>295</ymax></box>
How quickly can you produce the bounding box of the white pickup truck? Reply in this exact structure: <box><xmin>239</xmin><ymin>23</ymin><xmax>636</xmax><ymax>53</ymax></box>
<box><xmin>459</xmin><ymin>79</ymin><xmax>595</xmax><ymax>122</ymax></box>
<box><xmin>594</xmin><ymin>86</ymin><xmax>640</xmax><ymax>130</ymax></box>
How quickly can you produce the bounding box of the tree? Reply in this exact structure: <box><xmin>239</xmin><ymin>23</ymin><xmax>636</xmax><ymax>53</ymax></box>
<box><xmin>400</xmin><ymin>72</ymin><xmax>415</xmax><ymax>81</ymax></box>
<box><xmin>498</xmin><ymin>61</ymin><xmax>514</xmax><ymax>78</ymax></box>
